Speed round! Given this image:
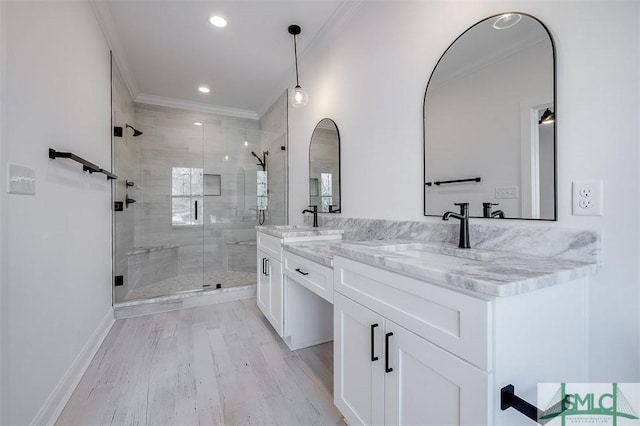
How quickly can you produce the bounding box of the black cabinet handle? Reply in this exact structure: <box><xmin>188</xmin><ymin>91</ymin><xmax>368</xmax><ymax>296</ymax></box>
<box><xmin>265</xmin><ymin>258</ymin><xmax>269</xmax><ymax>276</ymax></box>
<box><xmin>371</xmin><ymin>324</ymin><xmax>379</xmax><ymax>362</ymax></box>
<box><xmin>385</xmin><ymin>332</ymin><xmax>394</xmax><ymax>373</ymax></box>
<box><xmin>262</xmin><ymin>257</ymin><xmax>266</xmax><ymax>276</ymax></box>
<box><xmin>195</xmin><ymin>200</ymin><xmax>198</xmax><ymax>221</ymax></box>
<box><xmin>295</xmin><ymin>268</ymin><xmax>309</xmax><ymax>276</ymax></box>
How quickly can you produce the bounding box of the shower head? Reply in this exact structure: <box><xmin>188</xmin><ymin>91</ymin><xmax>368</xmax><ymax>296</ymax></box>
<box><xmin>126</xmin><ymin>124</ymin><xmax>143</xmax><ymax>137</ymax></box>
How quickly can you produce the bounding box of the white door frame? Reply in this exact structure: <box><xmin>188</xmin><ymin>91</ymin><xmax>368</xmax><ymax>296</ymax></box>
<box><xmin>520</xmin><ymin>97</ymin><xmax>553</xmax><ymax>219</ymax></box>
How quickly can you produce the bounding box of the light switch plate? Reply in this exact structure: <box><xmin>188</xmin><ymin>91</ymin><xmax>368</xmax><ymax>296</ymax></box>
<box><xmin>8</xmin><ymin>163</ymin><xmax>36</xmax><ymax>195</ymax></box>
<box><xmin>495</xmin><ymin>186</ymin><xmax>518</xmax><ymax>199</ymax></box>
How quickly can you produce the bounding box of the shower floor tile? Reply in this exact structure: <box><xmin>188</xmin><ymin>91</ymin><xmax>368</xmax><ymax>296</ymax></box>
<box><xmin>125</xmin><ymin>270</ymin><xmax>257</xmax><ymax>301</ymax></box>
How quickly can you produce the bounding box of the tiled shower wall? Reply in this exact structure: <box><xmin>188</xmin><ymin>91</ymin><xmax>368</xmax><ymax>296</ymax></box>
<box><xmin>258</xmin><ymin>90</ymin><xmax>288</xmax><ymax>225</ymax></box>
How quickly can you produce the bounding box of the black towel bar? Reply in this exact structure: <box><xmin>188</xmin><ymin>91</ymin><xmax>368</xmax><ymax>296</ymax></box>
<box><xmin>425</xmin><ymin>177</ymin><xmax>481</xmax><ymax>186</ymax></box>
<box><xmin>49</xmin><ymin>148</ymin><xmax>117</xmax><ymax>180</ymax></box>
<box><xmin>501</xmin><ymin>384</ymin><xmax>568</xmax><ymax>425</ymax></box>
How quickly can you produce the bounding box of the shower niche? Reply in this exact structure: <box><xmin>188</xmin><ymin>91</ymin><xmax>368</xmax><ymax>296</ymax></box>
<box><xmin>204</xmin><ymin>173</ymin><xmax>222</xmax><ymax>196</ymax></box>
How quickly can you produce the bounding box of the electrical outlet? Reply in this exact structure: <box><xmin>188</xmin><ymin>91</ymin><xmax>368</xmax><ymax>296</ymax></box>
<box><xmin>579</xmin><ymin>188</ymin><xmax>592</xmax><ymax>197</ymax></box>
<box><xmin>572</xmin><ymin>180</ymin><xmax>603</xmax><ymax>216</ymax></box>
<box><xmin>579</xmin><ymin>199</ymin><xmax>592</xmax><ymax>208</ymax></box>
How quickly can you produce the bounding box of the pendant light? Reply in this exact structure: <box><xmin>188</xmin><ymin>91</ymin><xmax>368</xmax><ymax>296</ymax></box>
<box><xmin>539</xmin><ymin>108</ymin><xmax>555</xmax><ymax>125</ymax></box>
<box><xmin>288</xmin><ymin>24</ymin><xmax>308</xmax><ymax>108</ymax></box>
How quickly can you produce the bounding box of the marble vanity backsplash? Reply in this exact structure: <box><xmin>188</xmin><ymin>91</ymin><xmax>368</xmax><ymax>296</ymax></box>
<box><xmin>304</xmin><ymin>216</ymin><xmax>600</xmax><ymax>265</ymax></box>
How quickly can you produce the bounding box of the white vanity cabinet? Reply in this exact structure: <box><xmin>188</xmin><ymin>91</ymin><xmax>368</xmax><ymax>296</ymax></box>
<box><xmin>333</xmin><ymin>255</ymin><xmax>589</xmax><ymax>426</ymax></box>
<box><xmin>283</xmin><ymin>251</ymin><xmax>333</xmax><ymax>303</ymax></box>
<box><xmin>282</xmin><ymin>251</ymin><xmax>334</xmax><ymax>350</ymax></box>
<box><xmin>256</xmin><ymin>232</ymin><xmax>285</xmax><ymax>335</ymax></box>
<box><xmin>334</xmin><ymin>293</ymin><xmax>489</xmax><ymax>426</ymax></box>
<box><xmin>256</xmin><ymin>229</ymin><xmax>342</xmax><ymax>340</ymax></box>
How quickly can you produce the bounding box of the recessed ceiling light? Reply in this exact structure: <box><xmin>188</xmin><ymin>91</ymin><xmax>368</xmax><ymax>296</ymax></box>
<box><xmin>198</xmin><ymin>86</ymin><xmax>210</xmax><ymax>94</ymax></box>
<box><xmin>194</xmin><ymin>122</ymin><xmax>203</xmax><ymax>126</ymax></box>
<box><xmin>209</xmin><ymin>16</ymin><xmax>227</xmax><ymax>28</ymax></box>
<box><xmin>492</xmin><ymin>13</ymin><xmax>522</xmax><ymax>30</ymax></box>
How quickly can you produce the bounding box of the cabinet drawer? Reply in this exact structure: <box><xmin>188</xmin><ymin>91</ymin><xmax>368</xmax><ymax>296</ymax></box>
<box><xmin>256</xmin><ymin>232</ymin><xmax>283</xmax><ymax>261</ymax></box>
<box><xmin>284</xmin><ymin>251</ymin><xmax>333</xmax><ymax>303</ymax></box>
<box><xmin>334</xmin><ymin>256</ymin><xmax>491</xmax><ymax>370</ymax></box>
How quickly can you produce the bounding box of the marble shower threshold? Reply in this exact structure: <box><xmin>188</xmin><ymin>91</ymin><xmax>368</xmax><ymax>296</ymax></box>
<box><xmin>114</xmin><ymin>284</ymin><xmax>256</xmax><ymax>319</ymax></box>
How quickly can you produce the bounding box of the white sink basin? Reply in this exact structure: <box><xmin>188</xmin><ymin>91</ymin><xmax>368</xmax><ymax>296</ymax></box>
<box><xmin>374</xmin><ymin>242</ymin><xmax>497</xmax><ymax>264</ymax></box>
<box><xmin>393</xmin><ymin>249</ymin><xmax>480</xmax><ymax>266</ymax></box>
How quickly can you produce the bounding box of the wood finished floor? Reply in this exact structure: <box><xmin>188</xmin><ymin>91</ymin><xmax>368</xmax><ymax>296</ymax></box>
<box><xmin>57</xmin><ymin>299</ymin><xmax>343</xmax><ymax>426</ymax></box>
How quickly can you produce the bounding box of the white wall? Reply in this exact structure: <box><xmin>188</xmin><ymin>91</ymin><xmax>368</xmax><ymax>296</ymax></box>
<box><xmin>5</xmin><ymin>1</ymin><xmax>113</xmax><ymax>424</ymax></box>
<box><xmin>0</xmin><ymin>0</ymin><xmax>7</xmax><ymax>423</ymax></box>
<box><xmin>286</xmin><ymin>1</ymin><xmax>640</xmax><ymax>380</ymax></box>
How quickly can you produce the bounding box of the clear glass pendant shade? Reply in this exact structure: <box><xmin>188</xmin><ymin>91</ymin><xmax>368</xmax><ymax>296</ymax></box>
<box><xmin>290</xmin><ymin>85</ymin><xmax>308</xmax><ymax>108</ymax></box>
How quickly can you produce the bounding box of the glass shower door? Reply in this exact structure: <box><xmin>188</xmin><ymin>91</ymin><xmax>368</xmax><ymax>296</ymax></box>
<box><xmin>113</xmin><ymin>108</ymin><xmax>205</xmax><ymax>303</ymax></box>
<box><xmin>202</xmin><ymin>124</ymin><xmax>258</xmax><ymax>290</ymax></box>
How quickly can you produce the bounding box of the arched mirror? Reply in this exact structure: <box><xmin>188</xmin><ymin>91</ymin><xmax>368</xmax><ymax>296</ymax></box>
<box><xmin>424</xmin><ymin>13</ymin><xmax>556</xmax><ymax>220</ymax></box>
<box><xmin>309</xmin><ymin>118</ymin><xmax>341</xmax><ymax>213</ymax></box>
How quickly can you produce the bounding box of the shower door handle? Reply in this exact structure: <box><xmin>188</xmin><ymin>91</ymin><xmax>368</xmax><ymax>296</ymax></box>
<box><xmin>194</xmin><ymin>200</ymin><xmax>198</xmax><ymax>221</ymax></box>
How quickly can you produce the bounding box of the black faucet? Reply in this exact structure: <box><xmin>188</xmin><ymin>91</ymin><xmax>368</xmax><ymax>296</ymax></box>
<box><xmin>302</xmin><ymin>205</ymin><xmax>318</xmax><ymax>227</ymax></box>
<box><xmin>442</xmin><ymin>203</ymin><xmax>470</xmax><ymax>248</ymax></box>
<box><xmin>482</xmin><ymin>202</ymin><xmax>505</xmax><ymax>219</ymax></box>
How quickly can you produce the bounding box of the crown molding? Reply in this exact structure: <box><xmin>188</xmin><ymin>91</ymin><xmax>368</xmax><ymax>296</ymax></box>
<box><xmin>89</xmin><ymin>0</ymin><xmax>138</xmax><ymax>100</ymax></box>
<box><xmin>91</xmin><ymin>0</ymin><xmax>359</xmax><ymax>121</ymax></box>
<box><xmin>135</xmin><ymin>94</ymin><xmax>259</xmax><ymax>120</ymax></box>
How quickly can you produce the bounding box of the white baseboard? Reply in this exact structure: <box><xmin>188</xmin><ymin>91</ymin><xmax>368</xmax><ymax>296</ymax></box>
<box><xmin>30</xmin><ymin>308</ymin><xmax>115</xmax><ymax>426</ymax></box>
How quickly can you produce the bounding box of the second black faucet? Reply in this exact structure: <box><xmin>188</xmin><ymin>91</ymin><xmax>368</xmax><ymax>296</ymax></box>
<box><xmin>442</xmin><ymin>202</ymin><xmax>470</xmax><ymax>249</ymax></box>
<box><xmin>483</xmin><ymin>202</ymin><xmax>505</xmax><ymax>219</ymax></box>
<box><xmin>302</xmin><ymin>205</ymin><xmax>319</xmax><ymax>228</ymax></box>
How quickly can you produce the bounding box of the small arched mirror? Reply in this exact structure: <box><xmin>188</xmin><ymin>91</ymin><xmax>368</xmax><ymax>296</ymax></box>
<box><xmin>424</xmin><ymin>13</ymin><xmax>556</xmax><ymax>220</ymax></box>
<box><xmin>309</xmin><ymin>118</ymin><xmax>341</xmax><ymax>213</ymax></box>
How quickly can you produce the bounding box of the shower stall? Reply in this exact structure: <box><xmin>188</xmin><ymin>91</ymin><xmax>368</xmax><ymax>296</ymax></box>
<box><xmin>112</xmin><ymin>102</ymin><xmax>287</xmax><ymax>303</ymax></box>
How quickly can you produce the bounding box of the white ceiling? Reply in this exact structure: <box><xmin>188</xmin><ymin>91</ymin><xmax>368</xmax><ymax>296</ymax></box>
<box><xmin>92</xmin><ymin>0</ymin><xmax>350</xmax><ymax>119</ymax></box>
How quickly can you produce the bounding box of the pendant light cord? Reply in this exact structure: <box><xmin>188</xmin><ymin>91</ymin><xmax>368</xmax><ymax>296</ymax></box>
<box><xmin>293</xmin><ymin>34</ymin><xmax>300</xmax><ymax>86</ymax></box>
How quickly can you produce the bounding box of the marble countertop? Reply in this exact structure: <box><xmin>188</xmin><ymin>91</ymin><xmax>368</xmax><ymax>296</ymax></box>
<box><xmin>256</xmin><ymin>225</ymin><xmax>345</xmax><ymax>239</ymax></box>
<box><xmin>330</xmin><ymin>240</ymin><xmax>598</xmax><ymax>297</ymax></box>
<box><xmin>284</xmin><ymin>241</ymin><xmax>337</xmax><ymax>268</ymax></box>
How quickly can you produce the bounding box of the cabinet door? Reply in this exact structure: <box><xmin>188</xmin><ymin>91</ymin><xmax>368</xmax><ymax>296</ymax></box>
<box><xmin>384</xmin><ymin>321</ymin><xmax>490</xmax><ymax>426</ymax></box>
<box><xmin>256</xmin><ymin>250</ymin><xmax>270</xmax><ymax>316</ymax></box>
<box><xmin>334</xmin><ymin>293</ymin><xmax>385</xmax><ymax>426</ymax></box>
<box><xmin>266</xmin><ymin>256</ymin><xmax>283</xmax><ymax>336</ymax></box>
